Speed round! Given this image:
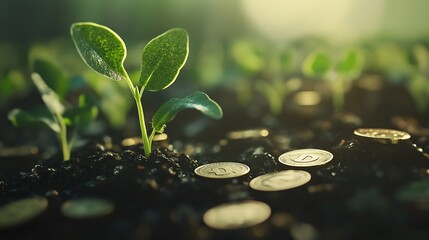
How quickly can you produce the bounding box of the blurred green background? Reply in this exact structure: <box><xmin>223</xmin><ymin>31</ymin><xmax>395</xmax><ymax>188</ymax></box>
<box><xmin>2</xmin><ymin>0</ymin><xmax>429</xmax><ymax>67</ymax></box>
<box><xmin>2</xmin><ymin>0</ymin><xmax>429</xmax><ymax>146</ymax></box>
<box><xmin>0</xmin><ymin>0</ymin><xmax>429</xmax><ymax>152</ymax></box>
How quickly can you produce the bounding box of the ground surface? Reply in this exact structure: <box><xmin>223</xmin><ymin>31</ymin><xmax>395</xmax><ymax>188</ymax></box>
<box><xmin>1</xmin><ymin>83</ymin><xmax>429</xmax><ymax>240</ymax></box>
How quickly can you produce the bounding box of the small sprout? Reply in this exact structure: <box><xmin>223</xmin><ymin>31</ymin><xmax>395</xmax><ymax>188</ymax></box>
<box><xmin>0</xmin><ymin>70</ymin><xmax>28</xmax><ymax>107</ymax></box>
<box><xmin>230</xmin><ymin>39</ymin><xmax>267</xmax><ymax>106</ymax></box>
<box><xmin>83</xmin><ymin>70</ymin><xmax>133</xmax><ymax>129</ymax></box>
<box><xmin>230</xmin><ymin>39</ymin><xmax>301</xmax><ymax>115</ymax></box>
<box><xmin>231</xmin><ymin>39</ymin><xmax>266</xmax><ymax>73</ymax></box>
<box><xmin>195</xmin><ymin>41</ymin><xmax>225</xmax><ymax>88</ymax></box>
<box><xmin>408</xmin><ymin>44</ymin><xmax>429</xmax><ymax>113</ymax></box>
<box><xmin>303</xmin><ymin>51</ymin><xmax>332</xmax><ymax>77</ymax></box>
<box><xmin>32</xmin><ymin>58</ymin><xmax>69</xmax><ymax>100</ymax></box>
<box><xmin>8</xmin><ymin>60</ymin><xmax>98</xmax><ymax>161</ymax></box>
<box><xmin>303</xmin><ymin>49</ymin><xmax>365</xmax><ymax>112</ymax></box>
<box><xmin>71</xmin><ymin>22</ymin><xmax>223</xmax><ymax>157</ymax></box>
<box><xmin>336</xmin><ymin>49</ymin><xmax>365</xmax><ymax>79</ymax></box>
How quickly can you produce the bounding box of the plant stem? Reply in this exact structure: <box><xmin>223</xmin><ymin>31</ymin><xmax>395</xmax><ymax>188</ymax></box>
<box><xmin>123</xmin><ymin>73</ymin><xmax>152</xmax><ymax>157</ymax></box>
<box><xmin>149</xmin><ymin>129</ymin><xmax>156</xmax><ymax>145</ymax></box>
<box><xmin>56</xmin><ymin>114</ymin><xmax>70</xmax><ymax>161</ymax></box>
<box><xmin>135</xmin><ymin>93</ymin><xmax>151</xmax><ymax>157</ymax></box>
<box><xmin>257</xmin><ymin>82</ymin><xmax>282</xmax><ymax>115</ymax></box>
<box><xmin>331</xmin><ymin>78</ymin><xmax>345</xmax><ymax>113</ymax></box>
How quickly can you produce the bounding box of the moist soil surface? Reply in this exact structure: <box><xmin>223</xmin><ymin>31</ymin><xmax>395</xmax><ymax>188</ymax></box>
<box><xmin>1</xmin><ymin>85</ymin><xmax>429</xmax><ymax>240</ymax></box>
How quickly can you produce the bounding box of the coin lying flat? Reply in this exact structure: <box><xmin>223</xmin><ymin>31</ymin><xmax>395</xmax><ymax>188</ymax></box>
<box><xmin>194</xmin><ymin>162</ymin><xmax>250</xmax><ymax>179</ymax></box>
<box><xmin>226</xmin><ymin>128</ymin><xmax>269</xmax><ymax>140</ymax></box>
<box><xmin>0</xmin><ymin>196</ymin><xmax>48</xmax><ymax>229</ymax></box>
<box><xmin>61</xmin><ymin>198</ymin><xmax>114</xmax><ymax>219</ymax></box>
<box><xmin>279</xmin><ymin>149</ymin><xmax>333</xmax><ymax>167</ymax></box>
<box><xmin>250</xmin><ymin>170</ymin><xmax>311</xmax><ymax>191</ymax></box>
<box><xmin>203</xmin><ymin>200</ymin><xmax>271</xmax><ymax>230</ymax></box>
<box><xmin>354</xmin><ymin>128</ymin><xmax>411</xmax><ymax>144</ymax></box>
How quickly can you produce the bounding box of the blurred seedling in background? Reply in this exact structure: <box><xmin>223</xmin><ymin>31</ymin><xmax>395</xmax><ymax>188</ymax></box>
<box><xmin>408</xmin><ymin>44</ymin><xmax>429</xmax><ymax>113</ymax></box>
<box><xmin>230</xmin><ymin>39</ymin><xmax>266</xmax><ymax>106</ymax></box>
<box><xmin>230</xmin><ymin>39</ymin><xmax>301</xmax><ymax>115</ymax></box>
<box><xmin>27</xmin><ymin>39</ymin><xmax>134</xmax><ymax>130</ymax></box>
<box><xmin>369</xmin><ymin>41</ymin><xmax>412</xmax><ymax>84</ymax></box>
<box><xmin>195</xmin><ymin>40</ymin><xmax>226</xmax><ymax>89</ymax></box>
<box><xmin>303</xmin><ymin>48</ymin><xmax>365</xmax><ymax>113</ymax></box>
<box><xmin>0</xmin><ymin>70</ymin><xmax>29</xmax><ymax>109</ymax></box>
<box><xmin>368</xmin><ymin>41</ymin><xmax>429</xmax><ymax>114</ymax></box>
<box><xmin>8</xmin><ymin>59</ymin><xmax>98</xmax><ymax>161</ymax></box>
<box><xmin>256</xmin><ymin>46</ymin><xmax>302</xmax><ymax>115</ymax></box>
<box><xmin>0</xmin><ymin>43</ymin><xmax>30</xmax><ymax>110</ymax></box>
<box><xmin>71</xmin><ymin>22</ymin><xmax>223</xmax><ymax>157</ymax></box>
<box><xmin>83</xmin><ymin>70</ymin><xmax>133</xmax><ymax>129</ymax></box>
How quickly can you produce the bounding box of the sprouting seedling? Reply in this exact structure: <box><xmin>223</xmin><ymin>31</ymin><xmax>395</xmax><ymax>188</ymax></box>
<box><xmin>230</xmin><ymin>39</ymin><xmax>301</xmax><ymax>115</ymax></box>
<box><xmin>303</xmin><ymin>49</ymin><xmax>365</xmax><ymax>112</ymax></box>
<box><xmin>256</xmin><ymin>47</ymin><xmax>301</xmax><ymax>115</ymax></box>
<box><xmin>8</xmin><ymin>60</ymin><xmax>98</xmax><ymax>161</ymax></box>
<box><xmin>70</xmin><ymin>22</ymin><xmax>223</xmax><ymax>157</ymax></box>
<box><xmin>230</xmin><ymin>39</ymin><xmax>266</xmax><ymax>106</ymax></box>
<box><xmin>408</xmin><ymin>44</ymin><xmax>429</xmax><ymax>113</ymax></box>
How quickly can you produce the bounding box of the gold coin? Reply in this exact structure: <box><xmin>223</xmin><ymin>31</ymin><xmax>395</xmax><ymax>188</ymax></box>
<box><xmin>353</xmin><ymin>128</ymin><xmax>411</xmax><ymax>144</ymax></box>
<box><xmin>0</xmin><ymin>196</ymin><xmax>48</xmax><ymax>229</ymax></box>
<box><xmin>203</xmin><ymin>200</ymin><xmax>271</xmax><ymax>230</ymax></box>
<box><xmin>194</xmin><ymin>162</ymin><xmax>250</xmax><ymax>179</ymax></box>
<box><xmin>279</xmin><ymin>149</ymin><xmax>333</xmax><ymax>167</ymax></box>
<box><xmin>61</xmin><ymin>198</ymin><xmax>114</xmax><ymax>219</ymax></box>
<box><xmin>226</xmin><ymin>128</ymin><xmax>269</xmax><ymax>140</ymax></box>
<box><xmin>250</xmin><ymin>170</ymin><xmax>311</xmax><ymax>191</ymax></box>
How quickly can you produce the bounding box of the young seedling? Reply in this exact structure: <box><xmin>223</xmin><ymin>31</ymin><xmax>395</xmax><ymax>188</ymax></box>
<box><xmin>0</xmin><ymin>70</ymin><xmax>28</xmax><ymax>109</ymax></box>
<box><xmin>408</xmin><ymin>44</ymin><xmax>429</xmax><ymax>113</ymax></box>
<box><xmin>230</xmin><ymin>39</ymin><xmax>301</xmax><ymax>115</ymax></box>
<box><xmin>70</xmin><ymin>22</ymin><xmax>223</xmax><ymax>157</ymax></box>
<box><xmin>8</xmin><ymin>60</ymin><xmax>98</xmax><ymax>161</ymax></box>
<box><xmin>256</xmin><ymin>47</ymin><xmax>301</xmax><ymax>115</ymax></box>
<box><xmin>303</xmin><ymin>49</ymin><xmax>365</xmax><ymax>112</ymax></box>
<box><xmin>230</xmin><ymin>39</ymin><xmax>266</xmax><ymax>106</ymax></box>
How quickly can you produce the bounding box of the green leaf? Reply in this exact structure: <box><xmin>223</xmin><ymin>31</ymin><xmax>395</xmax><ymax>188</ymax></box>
<box><xmin>8</xmin><ymin>109</ymin><xmax>61</xmax><ymax>133</ymax></box>
<box><xmin>303</xmin><ymin>52</ymin><xmax>332</xmax><ymax>77</ymax></box>
<box><xmin>231</xmin><ymin>40</ymin><xmax>265</xmax><ymax>73</ymax></box>
<box><xmin>336</xmin><ymin>49</ymin><xmax>365</xmax><ymax>78</ymax></box>
<box><xmin>71</xmin><ymin>22</ymin><xmax>127</xmax><ymax>81</ymax></box>
<box><xmin>0</xmin><ymin>70</ymin><xmax>28</xmax><ymax>101</ymax></box>
<box><xmin>256</xmin><ymin>81</ymin><xmax>283</xmax><ymax>115</ymax></box>
<box><xmin>281</xmin><ymin>48</ymin><xmax>295</xmax><ymax>74</ymax></box>
<box><xmin>33</xmin><ymin>59</ymin><xmax>69</xmax><ymax>100</ymax></box>
<box><xmin>413</xmin><ymin>44</ymin><xmax>429</xmax><ymax>73</ymax></box>
<box><xmin>139</xmin><ymin>28</ymin><xmax>189</xmax><ymax>91</ymax></box>
<box><xmin>31</xmin><ymin>73</ymin><xmax>65</xmax><ymax>116</ymax></box>
<box><xmin>152</xmin><ymin>91</ymin><xmax>222</xmax><ymax>133</ymax></box>
<box><xmin>83</xmin><ymin>70</ymin><xmax>132</xmax><ymax>129</ymax></box>
<box><xmin>64</xmin><ymin>94</ymin><xmax>98</xmax><ymax>127</ymax></box>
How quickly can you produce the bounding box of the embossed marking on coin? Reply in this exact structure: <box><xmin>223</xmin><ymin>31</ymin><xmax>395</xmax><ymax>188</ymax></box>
<box><xmin>279</xmin><ymin>149</ymin><xmax>333</xmax><ymax>167</ymax></box>
<box><xmin>203</xmin><ymin>200</ymin><xmax>271</xmax><ymax>229</ymax></box>
<box><xmin>250</xmin><ymin>170</ymin><xmax>311</xmax><ymax>191</ymax></box>
<box><xmin>194</xmin><ymin>162</ymin><xmax>250</xmax><ymax>179</ymax></box>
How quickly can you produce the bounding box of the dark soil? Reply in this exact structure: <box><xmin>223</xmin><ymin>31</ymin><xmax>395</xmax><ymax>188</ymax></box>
<box><xmin>1</xmin><ymin>80</ymin><xmax>429</xmax><ymax>240</ymax></box>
